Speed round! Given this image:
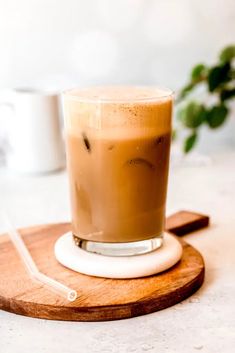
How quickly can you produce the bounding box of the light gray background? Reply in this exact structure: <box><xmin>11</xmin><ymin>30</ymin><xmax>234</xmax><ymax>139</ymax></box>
<box><xmin>0</xmin><ymin>0</ymin><xmax>234</xmax><ymax>90</ymax></box>
<box><xmin>1</xmin><ymin>0</ymin><xmax>234</xmax><ymax>152</ymax></box>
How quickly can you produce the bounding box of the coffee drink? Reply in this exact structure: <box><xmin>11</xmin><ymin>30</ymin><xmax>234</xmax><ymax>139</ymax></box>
<box><xmin>63</xmin><ymin>87</ymin><xmax>172</xmax><ymax>255</ymax></box>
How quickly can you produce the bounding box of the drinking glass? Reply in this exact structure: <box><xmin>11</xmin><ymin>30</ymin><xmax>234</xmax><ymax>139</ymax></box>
<box><xmin>63</xmin><ymin>86</ymin><xmax>173</xmax><ymax>256</ymax></box>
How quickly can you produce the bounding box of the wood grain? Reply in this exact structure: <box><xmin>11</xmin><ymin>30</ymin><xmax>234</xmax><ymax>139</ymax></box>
<box><xmin>166</xmin><ymin>210</ymin><xmax>209</xmax><ymax>236</ymax></box>
<box><xmin>0</xmin><ymin>217</ymin><xmax>205</xmax><ymax>321</ymax></box>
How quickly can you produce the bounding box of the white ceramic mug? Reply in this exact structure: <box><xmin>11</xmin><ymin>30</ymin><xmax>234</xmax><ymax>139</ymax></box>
<box><xmin>0</xmin><ymin>88</ymin><xmax>65</xmax><ymax>174</ymax></box>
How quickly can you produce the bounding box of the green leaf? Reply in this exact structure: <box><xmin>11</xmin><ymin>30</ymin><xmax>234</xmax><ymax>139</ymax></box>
<box><xmin>178</xmin><ymin>101</ymin><xmax>206</xmax><ymax>128</ymax></box>
<box><xmin>208</xmin><ymin>63</ymin><xmax>231</xmax><ymax>92</ymax></box>
<box><xmin>184</xmin><ymin>132</ymin><xmax>198</xmax><ymax>153</ymax></box>
<box><xmin>191</xmin><ymin>64</ymin><xmax>207</xmax><ymax>81</ymax></box>
<box><xmin>206</xmin><ymin>105</ymin><xmax>228</xmax><ymax>128</ymax></box>
<box><xmin>177</xmin><ymin>82</ymin><xmax>195</xmax><ymax>101</ymax></box>
<box><xmin>220</xmin><ymin>88</ymin><xmax>235</xmax><ymax>101</ymax></box>
<box><xmin>220</xmin><ymin>45</ymin><xmax>235</xmax><ymax>63</ymax></box>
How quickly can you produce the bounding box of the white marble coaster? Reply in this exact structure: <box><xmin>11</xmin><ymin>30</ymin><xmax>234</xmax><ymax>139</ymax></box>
<box><xmin>54</xmin><ymin>232</ymin><xmax>183</xmax><ymax>279</ymax></box>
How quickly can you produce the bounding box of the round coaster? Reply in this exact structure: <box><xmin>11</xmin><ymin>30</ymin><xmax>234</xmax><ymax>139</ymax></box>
<box><xmin>54</xmin><ymin>232</ymin><xmax>183</xmax><ymax>279</ymax></box>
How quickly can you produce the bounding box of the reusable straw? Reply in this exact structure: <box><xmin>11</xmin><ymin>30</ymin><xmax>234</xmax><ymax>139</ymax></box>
<box><xmin>1</xmin><ymin>212</ymin><xmax>77</xmax><ymax>302</ymax></box>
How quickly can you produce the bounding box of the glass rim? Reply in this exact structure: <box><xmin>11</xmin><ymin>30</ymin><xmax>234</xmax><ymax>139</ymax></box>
<box><xmin>63</xmin><ymin>85</ymin><xmax>174</xmax><ymax>103</ymax></box>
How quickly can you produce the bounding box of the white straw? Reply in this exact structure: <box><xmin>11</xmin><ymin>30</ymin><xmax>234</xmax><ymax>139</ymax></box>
<box><xmin>1</xmin><ymin>212</ymin><xmax>77</xmax><ymax>302</ymax></box>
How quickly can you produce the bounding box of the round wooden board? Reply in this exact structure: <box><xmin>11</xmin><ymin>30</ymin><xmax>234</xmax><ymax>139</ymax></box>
<box><xmin>0</xmin><ymin>223</ymin><xmax>204</xmax><ymax>321</ymax></box>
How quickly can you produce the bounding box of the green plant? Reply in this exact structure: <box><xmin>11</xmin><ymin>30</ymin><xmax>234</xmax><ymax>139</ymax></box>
<box><xmin>176</xmin><ymin>45</ymin><xmax>235</xmax><ymax>153</ymax></box>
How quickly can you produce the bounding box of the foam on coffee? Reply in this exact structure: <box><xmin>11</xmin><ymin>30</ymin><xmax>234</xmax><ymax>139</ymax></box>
<box><xmin>64</xmin><ymin>86</ymin><xmax>173</xmax><ymax>137</ymax></box>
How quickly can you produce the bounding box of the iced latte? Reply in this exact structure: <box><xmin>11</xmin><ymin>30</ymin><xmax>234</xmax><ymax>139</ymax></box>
<box><xmin>63</xmin><ymin>86</ymin><xmax>173</xmax><ymax>256</ymax></box>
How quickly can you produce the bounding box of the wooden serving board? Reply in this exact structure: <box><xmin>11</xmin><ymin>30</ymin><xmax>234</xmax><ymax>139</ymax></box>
<box><xmin>0</xmin><ymin>212</ymin><xmax>206</xmax><ymax>321</ymax></box>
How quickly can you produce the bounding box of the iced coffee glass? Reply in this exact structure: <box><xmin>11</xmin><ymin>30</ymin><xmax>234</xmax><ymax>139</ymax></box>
<box><xmin>63</xmin><ymin>86</ymin><xmax>173</xmax><ymax>256</ymax></box>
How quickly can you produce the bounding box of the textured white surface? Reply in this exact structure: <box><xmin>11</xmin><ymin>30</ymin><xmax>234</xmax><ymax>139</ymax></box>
<box><xmin>54</xmin><ymin>232</ymin><xmax>182</xmax><ymax>278</ymax></box>
<box><xmin>0</xmin><ymin>151</ymin><xmax>235</xmax><ymax>352</ymax></box>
